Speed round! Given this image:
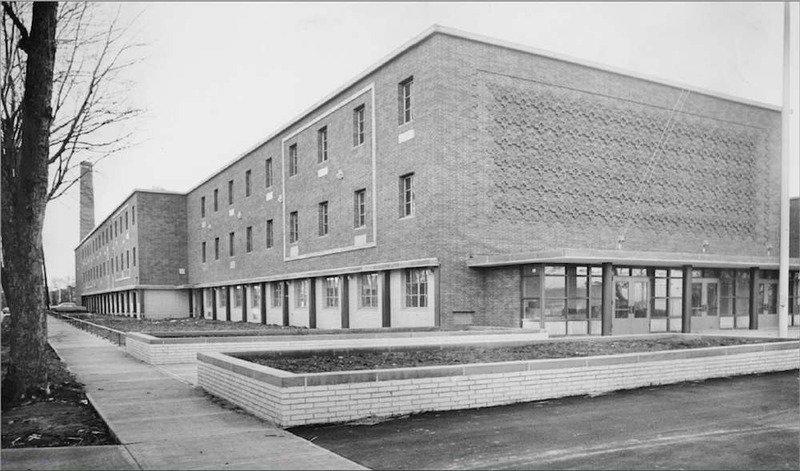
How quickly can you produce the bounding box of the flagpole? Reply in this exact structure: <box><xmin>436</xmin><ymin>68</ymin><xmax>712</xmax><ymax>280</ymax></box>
<box><xmin>778</xmin><ymin>1</ymin><xmax>791</xmax><ymax>338</ymax></box>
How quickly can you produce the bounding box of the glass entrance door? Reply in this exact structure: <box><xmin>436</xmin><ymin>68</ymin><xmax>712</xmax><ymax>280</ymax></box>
<box><xmin>614</xmin><ymin>278</ymin><xmax>649</xmax><ymax>335</ymax></box>
<box><xmin>691</xmin><ymin>279</ymin><xmax>719</xmax><ymax>331</ymax></box>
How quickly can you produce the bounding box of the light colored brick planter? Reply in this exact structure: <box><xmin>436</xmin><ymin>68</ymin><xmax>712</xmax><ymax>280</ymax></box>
<box><xmin>126</xmin><ymin>328</ymin><xmax>548</xmax><ymax>364</ymax></box>
<box><xmin>196</xmin><ymin>339</ymin><xmax>799</xmax><ymax>428</ymax></box>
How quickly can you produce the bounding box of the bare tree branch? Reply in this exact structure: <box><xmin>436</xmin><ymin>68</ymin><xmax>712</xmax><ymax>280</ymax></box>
<box><xmin>1</xmin><ymin>1</ymin><xmax>29</xmax><ymax>50</ymax></box>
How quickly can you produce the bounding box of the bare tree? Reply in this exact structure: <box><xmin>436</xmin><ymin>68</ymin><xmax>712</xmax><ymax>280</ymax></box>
<box><xmin>1</xmin><ymin>0</ymin><xmax>57</xmax><ymax>404</ymax></box>
<box><xmin>3</xmin><ymin>2</ymin><xmax>143</xmax><ymax>202</ymax></box>
<box><xmin>1</xmin><ymin>1</ymin><xmax>142</xmax><ymax>403</ymax></box>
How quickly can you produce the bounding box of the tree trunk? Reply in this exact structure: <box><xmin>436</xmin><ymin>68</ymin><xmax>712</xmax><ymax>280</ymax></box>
<box><xmin>1</xmin><ymin>1</ymin><xmax>58</xmax><ymax>405</ymax></box>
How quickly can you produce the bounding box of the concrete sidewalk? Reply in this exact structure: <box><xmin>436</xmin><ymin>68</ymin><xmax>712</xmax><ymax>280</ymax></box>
<box><xmin>1</xmin><ymin>317</ymin><xmax>366</xmax><ymax>471</ymax></box>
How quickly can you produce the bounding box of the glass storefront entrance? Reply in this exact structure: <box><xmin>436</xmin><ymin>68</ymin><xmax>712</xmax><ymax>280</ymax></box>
<box><xmin>519</xmin><ymin>264</ymin><xmax>793</xmax><ymax>336</ymax></box>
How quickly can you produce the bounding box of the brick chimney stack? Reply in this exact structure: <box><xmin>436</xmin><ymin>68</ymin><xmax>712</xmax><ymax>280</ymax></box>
<box><xmin>79</xmin><ymin>161</ymin><xmax>95</xmax><ymax>240</ymax></box>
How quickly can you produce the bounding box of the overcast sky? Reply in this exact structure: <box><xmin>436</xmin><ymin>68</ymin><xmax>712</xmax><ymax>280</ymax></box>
<box><xmin>43</xmin><ymin>2</ymin><xmax>800</xmax><ymax>286</ymax></box>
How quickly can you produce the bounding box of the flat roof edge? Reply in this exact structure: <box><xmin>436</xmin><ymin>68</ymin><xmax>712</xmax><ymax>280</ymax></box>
<box><xmin>76</xmin><ymin>189</ymin><xmax>185</xmax><ymax>249</ymax></box>
<box><xmin>467</xmin><ymin>248</ymin><xmax>800</xmax><ymax>270</ymax></box>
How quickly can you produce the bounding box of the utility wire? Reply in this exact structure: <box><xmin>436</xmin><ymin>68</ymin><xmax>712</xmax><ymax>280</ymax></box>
<box><xmin>619</xmin><ymin>88</ymin><xmax>691</xmax><ymax>244</ymax></box>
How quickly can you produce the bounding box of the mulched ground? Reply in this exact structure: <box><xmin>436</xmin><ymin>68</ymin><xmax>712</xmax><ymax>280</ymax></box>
<box><xmin>250</xmin><ymin>336</ymin><xmax>780</xmax><ymax>373</ymax></box>
<box><xmin>1</xmin><ymin>317</ymin><xmax>117</xmax><ymax>449</ymax></box>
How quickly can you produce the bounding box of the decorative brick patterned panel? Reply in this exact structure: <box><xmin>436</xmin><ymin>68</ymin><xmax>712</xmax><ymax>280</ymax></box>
<box><xmin>483</xmin><ymin>76</ymin><xmax>771</xmax><ymax>241</ymax></box>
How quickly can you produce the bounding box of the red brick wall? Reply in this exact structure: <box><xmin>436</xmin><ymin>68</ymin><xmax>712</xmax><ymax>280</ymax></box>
<box><xmin>138</xmin><ymin>192</ymin><xmax>188</xmax><ymax>286</ymax></box>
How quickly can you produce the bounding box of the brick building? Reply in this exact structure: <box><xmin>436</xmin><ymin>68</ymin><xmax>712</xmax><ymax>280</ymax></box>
<box><xmin>75</xmin><ymin>26</ymin><xmax>800</xmax><ymax>334</ymax></box>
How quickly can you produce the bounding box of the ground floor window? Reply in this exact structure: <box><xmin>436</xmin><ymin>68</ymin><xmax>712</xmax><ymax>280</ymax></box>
<box><xmin>405</xmin><ymin>268</ymin><xmax>428</xmax><ymax>308</ymax></box>
<box><xmin>251</xmin><ymin>284</ymin><xmax>261</xmax><ymax>309</ymax></box>
<box><xmin>295</xmin><ymin>280</ymin><xmax>308</xmax><ymax>308</ymax></box>
<box><xmin>218</xmin><ymin>288</ymin><xmax>227</xmax><ymax>308</ymax></box>
<box><xmin>234</xmin><ymin>286</ymin><xmax>243</xmax><ymax>308</ymax></box>
<box><xmin>325</xmin><ymin>276</ymin><xmax>339</xmax><ymax>308</ymax></box>
<box><xmin>359</xmin><ymin>273</ymin><xmax>378</xmax><ymax>308</ymax></box>
<box><xmin>272</xmin><ymin>283</ymin><xmax>283</xmax><ymax>308</ymax></box>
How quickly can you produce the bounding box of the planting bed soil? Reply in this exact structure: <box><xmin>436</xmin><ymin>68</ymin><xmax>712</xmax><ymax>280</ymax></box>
<box><xmin>249</xmin><ymin>336</ymin><xmax>781</xmax><ymax>373</ymax></box>
<box><xmin>64</xmin><ymin>313</ymin><xmax>302</xmax><ymax>334</ymax></box>
<box><xmin>1</xmin><ymin>317</ymin><xmax>116</xmax><ymax>449</ymax></box>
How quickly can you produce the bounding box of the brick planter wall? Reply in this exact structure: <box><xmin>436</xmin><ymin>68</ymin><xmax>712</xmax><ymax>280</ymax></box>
<box><xmin>197</xmin><ymin>340</ymin><xmax>799</xmax><ymax>428</ymax></box>
<box><xmin>125</xmin><ymin>329</ymin><xmax>548</xmax><ymax>364</ymax></box>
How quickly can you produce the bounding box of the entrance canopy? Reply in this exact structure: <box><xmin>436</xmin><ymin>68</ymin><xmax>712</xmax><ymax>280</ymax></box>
<box><xmin>466</xmin><ymin>248</ymin><xmax>800</xmax><ymax>270</ymax></box>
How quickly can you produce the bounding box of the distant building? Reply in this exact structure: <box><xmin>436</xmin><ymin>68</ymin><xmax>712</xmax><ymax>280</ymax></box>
<box><xmin>74</xmin><ymin>26</ymin><xmax>799</xmax><ymax>334</ymax></box>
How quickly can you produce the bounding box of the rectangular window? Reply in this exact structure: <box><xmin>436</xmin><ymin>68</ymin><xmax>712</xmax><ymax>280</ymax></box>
<box><xmin>229</xmin><ymin>231</ymin><xmax>235</xmax><ymax>256</ymax></box>
<box><xmin>354</xmin><ymin>189</ymin><xmax>366</xmax><ymax>228</ymax></box>
<box><xmin>266</xmin><ymin>219</ymin><xmax>274</xmax><ymax>248</ymax></box>
<box><xmin>246</xmin><ymin>226</ymin><xmax>253</xmax><ymax>253</ymax></box>
<box><xmin>317</xmin><ymin>126</ymin><xmax>328</xmax><ymax>163</ymax></box>
<box><xmin>201</xmin><ymin>196</ymin><xmax>206</xmax><ymax>217</ymax></box>
<box><xmin>234</xmin><ymin>286</ymin><xmax>242</xmax><ymax>308</ymax></box>
<box><xmin>251</xmin><ymin>284</ymin><xmax>261</xmax><ymax>308</ymax></box>
<box><xmin>359</xmin><ymin>273</ymin><xmax>379</xmax><ymax>308</ymax></box>
<box><xmin>400</xmin><ymin>173</ymin><xmax>414</xmax><ymax>217</ymax></box>
<box><xmin>265</xmin><ymin>158</ymin><xmax>273</xmax><ymax>188</ymax></box>
<box><xmin>125</xmin><ymin>211</ymin><xmax>129</xmax><ymax>230</ymax></box>
<box><xmin>289</xmin><ymin>144</ymin><xmax>298</xmax><ymax>176</ymax></box>
<box><xmin>202</xmin><ymin>242</ymin><xmax>206</xmax><ymax>263</ymax></box>
<box><xmin>405</xmin><ymin>268</ymin><xmax>428</xmax><ymax>308</ymax></box>
<box><xmin>398</xmin><ymin>76</ymin><xmax>413</xmax><ymax>124</ymax></box>
<box><xmin>131</xmin><ymin>206</ymin><xmax>135</xmax><ymax>225</ymax></box>
<box><xmin>133</xmin><ymin>247</ymin><xmax>137</xmax><ymax>267</ymax></box>
<box><xmin>245</xmin><ymin>170</ymin><xmax>252</xmax><ymax>197</ymax></box>
<box><xmin>325</xmin><ymin>276</ymin><xmax>339</xmax><ymax>308</ymax></box>
<box><xmin>228</xmin><ymin>180</ymin><xmax>234</xmax><ymax>205</ymax></box>
<box><xmin>318</xmin><ymin>201</ymin><xmax>328</xmax><ymax>236</ymax></box>
<box><xmin>213</xmin><ymin>189</ymin><xmax>219</xmax><ymax>211</ymax></box>
<box><xmin>126</xmin><ymin>250</ymin><xmax>130</xmax><ymax>269</ymax></box>
<box><xmin>214</xmin><ymin>237</ymin><xmax>220</xmax><ymax>260</ymax></box>
<box><xmin>294</xmin><ymin>280</ymin><xmax>308</xmax><ymax>308</ymax></box>
<box><xmin>114</xmin><ymin>220</ymin><xmax>118</xmax><ymax>237</ymax></box>
<box><xmin>219</xmin><ymin>288</ymin><xmax>227</xmax><ymax>308</ymax></box>
<box><xmin>353</xmin><ymin>105</ymin><xmax>365</xmax><ymax>146</ymax></box>
<box><xmin>272</xmin><ymin>283</ymin><xmax>283</xmax><ymax>308</ymax></box>
<box><xmin>289</xmin><ymin>211</ymin><xmax>299</xmax><ymax>243</ymax></box>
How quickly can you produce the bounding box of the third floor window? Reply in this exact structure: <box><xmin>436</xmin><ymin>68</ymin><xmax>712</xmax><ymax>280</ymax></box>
<box><xmin>317</xmin><ymin>126</ymin><xmax>328</xmax><ymax>163</ymax></box>
<box><xmin>289</xmin><ymin>144</ymin><xmax>298</xmax><ymax>176</ymax></box>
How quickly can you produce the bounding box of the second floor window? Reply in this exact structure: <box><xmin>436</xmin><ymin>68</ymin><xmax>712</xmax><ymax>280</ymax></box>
<box><xmin>201</xmin><ymin>196</ymin><xmax>206</xmax><ymax>217</ymax></box>
<box><xmin>318</xmin><ymin>201</ymin><xmax>328</xmax><ymax>236</ymax></box>
<box><xmin>229</xmin><ymin>231</ymin><xmax>235</xmax><ymax>256</ymax></box>
<box><xmin>202</xmin><ymin>242</ymin><xmax>206</xmax><ymax>263</ymax></box>
<box><xmin>289</xmin><ymin>144</ymin><xmax>298</xmax><ymax>176</ymax></box>
<box><xmin>353</xmin><ymin>105</ymin><xmax>365</xmax><ymax>146</ymax></box>
<box><xmin>213</xmin><ymin>189</ymin><xmax>219</xmax><ymax>211</ymax></box>
<box><xmin>289</xmin><ymin>211</ymin><xmax>299</xmax><ymax>243</ymax></box>
<box><xmin>400</xmin><ymin>173</ymin><xmax>414</xmax><ymax>217</ymax></box>
<box><xmin>266</xmin><ymin>219</ymin><xmax>274</xmax><ymax>248</ymax></box>
<box><xmin>245</xmin><ymin>170</ymin><xmax>252</xmax><ymax>197</ymax></box>
<box><xmin>228</xmin><ymin>180</ymin><xmax>234</xmax><ymax>205</ymax></box>
<box><xmin>317</xmin><ymin>126</ymin><xmax>328</xmax><ymax>163</ymax></box>
<box><xmin>354</xmin><ymin>189</ymin><xmax>366</xmax><ymax>228</ymax></box>
<box><xmin>246</xmin><ymin>226</ymin><xmax>253</xmax><ymax>252</ymax></box>
<box><xmin>214</xmin><ymin>237</ymin><xmax>220</xmax><ymax>260</ymax></box>
<box><xmin>265</xmin><ymin>158</ymin><xmax>273</xmax><ymax>188</ymax></box>
<box><xmin>399</xmin><ymin>76</ymin><xmax>413</xmax><ymax>124</ymax></box>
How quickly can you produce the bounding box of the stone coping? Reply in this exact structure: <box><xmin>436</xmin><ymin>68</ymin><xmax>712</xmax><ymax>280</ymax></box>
<box><xmin>197</xmin><ymin>338</ymin><xmax>799</xmax><ymax>389</ymax></box>
<box><xmin>127</xmin><ymin>327</ymin><xmax>544</xmax><ymax>345</ymax></box>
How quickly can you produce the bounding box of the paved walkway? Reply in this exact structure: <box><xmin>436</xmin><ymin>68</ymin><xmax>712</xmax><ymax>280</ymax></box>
<box><xmin>1</xmin><ymin>317</ymin><xmax>365</xmax><ymax>471</ymax></box>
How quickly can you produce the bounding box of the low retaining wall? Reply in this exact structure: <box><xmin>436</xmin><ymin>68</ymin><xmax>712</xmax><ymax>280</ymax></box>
<box><xmin>197</xmin><ymin>340</ymin><xmax>799</xmax><ymax>428</ymax></box>
<box><xmin>49</xmin><ymin>312</ymin><xmax>126</xmax><ymax>347</ymax></box>
<box><xmin>126</xmin><ymin>329</ymin><xmax>548</xmax><ymax>365</ymax></box>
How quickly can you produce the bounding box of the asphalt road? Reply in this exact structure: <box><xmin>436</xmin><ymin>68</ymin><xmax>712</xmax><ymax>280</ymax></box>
<box><xmin>291</xmin><ymin>371</ymin><xmax>800</xmax><ymax>470</ymax></box>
